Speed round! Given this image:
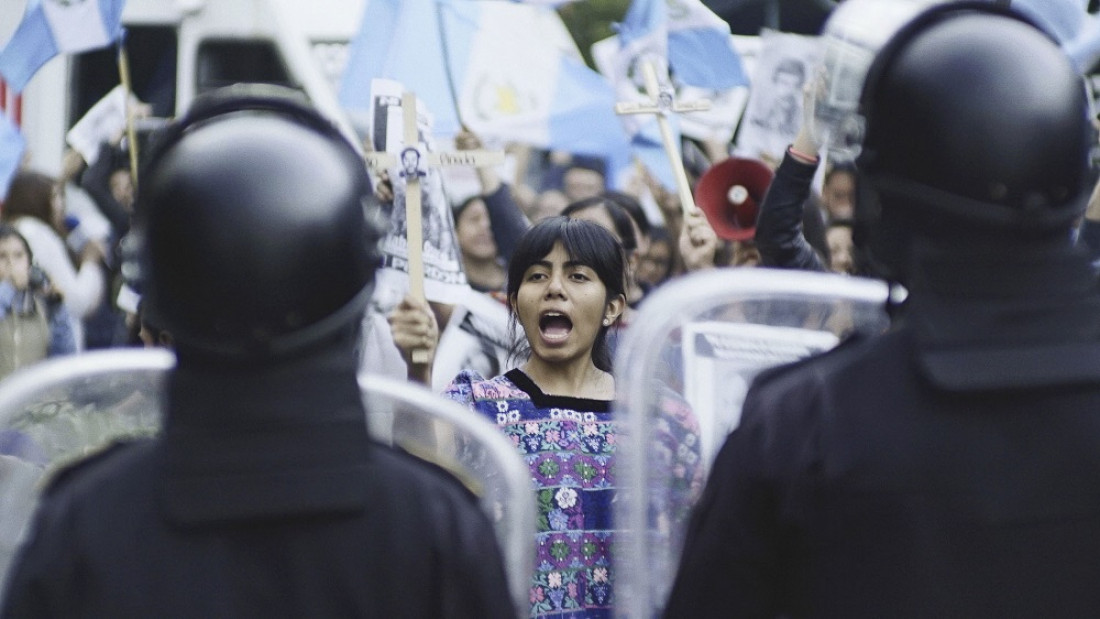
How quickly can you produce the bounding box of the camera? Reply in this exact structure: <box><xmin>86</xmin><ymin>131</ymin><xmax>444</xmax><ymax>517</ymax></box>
<box><xmin>27</xmin><ymin>265</ymin><xmax>48</xmax><ymax>291</ymax></box>
<box><xmin>27</xmin><ymin>265</ymin><xmax>63</xmax><ymax>307</ymax></box>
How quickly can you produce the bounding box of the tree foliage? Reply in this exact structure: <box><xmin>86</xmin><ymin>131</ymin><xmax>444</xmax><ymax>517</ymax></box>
<box><xmin>557</xmin><ymin>0</ymin><xmax>632</xmax><ymax>69</ymax></box>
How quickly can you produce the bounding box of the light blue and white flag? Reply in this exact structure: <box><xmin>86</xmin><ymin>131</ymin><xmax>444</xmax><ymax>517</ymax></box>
<box><xmin>1005</xmin><ymin>0</ymin><xmax>1088</xmax><ymax>45</ymax></box>
<box><xmin>0</xmin><ymin>109</ymin><xmax>25</xmax><ymax>200</ymax></box>
<box><xmin>597</xmin><ymin>0</ymin><xmax>748</xmax><ymax>189</ymax></box>
<box><xmin>0</xmin><ymin>0</ymin><xmax>126</xmax><ymax>94</ymax></box>
<box><xmin>667</xmin><ymin>0</ymin><xmax>749</xmax><ymax>89</ymax></box>
<box><xmin>340</xmin><ymin>0</ymin><xmax>630</xmax><ymax>167</ymax></box>
<box><xmin>615</xmin><ymin>0</ymin><xmax>748</xmax><ymax>92</ymax></box>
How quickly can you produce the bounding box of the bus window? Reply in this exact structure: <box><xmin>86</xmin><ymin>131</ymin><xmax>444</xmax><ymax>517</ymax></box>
<box><xmin>70</xmin><ymin>26</ymin><xmax>178</xmax><ymax>122</ymax></box>
<box><xmin>196</xmin><ymin>40</ymin><xmax>294</xmax><ymax>94</ymax></box>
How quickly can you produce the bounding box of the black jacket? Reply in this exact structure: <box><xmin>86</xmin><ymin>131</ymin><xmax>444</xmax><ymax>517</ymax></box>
<box><xmin>754</xmin><ymin>151</ymin><xmax>829</xmax><ymax>273</ymax></box>
<box><xmin>665</xmin><ymin>243</ymin><xmax>1100</xmax><ymax>618</ymax></box>
<box><xmin>2</xmin><ymin>344</ymin><xmax>514</xmax><ymax>619</ymax></box>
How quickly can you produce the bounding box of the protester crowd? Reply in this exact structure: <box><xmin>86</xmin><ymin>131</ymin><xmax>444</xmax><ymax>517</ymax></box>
<box><xmin>5</xmin><ymin>1</ymin><xmax>1100</xmax><ymax>618</ymax></box>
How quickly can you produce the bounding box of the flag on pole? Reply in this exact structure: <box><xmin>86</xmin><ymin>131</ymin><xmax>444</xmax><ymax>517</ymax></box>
<box><xmin>0</xmin><ymin>108</ymin><xmax>25</xmax><ymax>200</ymax></box>
<box><xmin>666</xmin><ymin>0</ymin><xmax>748</xmax><ymax>90</ymax></box>
<box><xmin>1007</xmin><ymin>0</ymin><xmax>1088</xmax><ymax>45</ymax></box>
<box><xmin>339</xmin><ymin>0</ymin><xmax>631</xmax><ymax>165</ymax></box>
<box><xmin>615</xmin><ymin>0</ymin><xmax>748</xmax><ymax>92</ymax></box>
<box><xmin>598</xmin><ymin>0</ymin><xmax>749</xmax><ymax>189</ymax></box>
<box><xmin>0</xmin><ymin>0</ymin><xmax>127</xmax><ymax>94</ymax></box>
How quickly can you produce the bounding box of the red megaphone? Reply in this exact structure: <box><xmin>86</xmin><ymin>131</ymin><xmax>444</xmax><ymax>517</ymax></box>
<box><xmin>694</xmin><ymin>157</ymin><xmax>774</xmax><ymax>241</ymax></box>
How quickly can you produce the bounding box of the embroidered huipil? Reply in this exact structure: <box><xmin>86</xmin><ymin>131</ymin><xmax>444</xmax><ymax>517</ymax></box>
<box><xmin>445</xmin><ymin>368</ymin><xmax>617</xmax><ymax>618</ymax></box>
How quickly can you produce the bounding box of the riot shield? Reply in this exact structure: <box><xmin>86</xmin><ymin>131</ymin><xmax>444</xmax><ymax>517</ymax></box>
<box><xmin>613</xmin><ymin>268</ymin><xmax>890</xmax><ymax>619</ymax></box>
<box><xmin>0</xmin><ymin>350</ymin><xmax>535</xmax><ymax>617</ymax></box>
<box><xmin>0</xmin><ymin>349</ymin><xmax>172</xmax><ymax>593</ymax></box>
<box><xmin>360</xmin><ymin>374</ymin><xmax>536</xmax><ymax>616</ymax></box>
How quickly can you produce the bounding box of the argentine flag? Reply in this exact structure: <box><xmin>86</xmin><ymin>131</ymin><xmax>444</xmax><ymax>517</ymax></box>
<box><xmin>340</xmin><ymin>0</ymin><xmax>630</xmax><ymax>165</ymax></box>
<box><xmin>0</xmin><ymin>0</ymin><xmax>126</xmax><ymax>94</ymax></box>
<box><xmin>0</xmin><ymin>109</ymin><xmax>25</xmax><ymax>200</ymax></box>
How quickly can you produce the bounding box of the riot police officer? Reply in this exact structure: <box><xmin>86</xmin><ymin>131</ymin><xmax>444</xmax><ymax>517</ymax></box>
<box><xmin>665</xmin><ymin>3</ymin><xmax>1100</xmax><ymax>617</ymax></box>
<box><xmin>1</xmin><ymin>86</ymin><xmax>514</xmax><ymax>618</ymax></box>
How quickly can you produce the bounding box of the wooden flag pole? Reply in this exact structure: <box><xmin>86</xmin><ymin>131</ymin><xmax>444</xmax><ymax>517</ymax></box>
<box><xmin>117</xmin><ymin>40</ymin><xmax>140</xmax><ymax>192</ymax></box>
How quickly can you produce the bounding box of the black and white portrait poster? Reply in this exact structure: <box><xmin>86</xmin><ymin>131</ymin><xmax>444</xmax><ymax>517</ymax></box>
<box><xmin>734</xmin><ymin>30</ymin><xmax>820</xmax><ymax>166</ymax></box>
<box><xmin>369</xmin><ymin>78</ymin><xmax>470</xmax><ymax>306</ymax></box>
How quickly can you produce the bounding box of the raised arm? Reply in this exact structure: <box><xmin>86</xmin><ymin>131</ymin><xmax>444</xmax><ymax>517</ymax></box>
<box><xmin>754</xmin><ymin>85</ymin><xmax>828</xmax><ymax>273</ymax></box>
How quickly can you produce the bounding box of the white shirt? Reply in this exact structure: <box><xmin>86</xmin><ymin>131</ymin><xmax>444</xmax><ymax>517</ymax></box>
<box><xmin>12</xmin><ymin>216</ymin><xmax>105</xmax><ymax>350</ymax></box>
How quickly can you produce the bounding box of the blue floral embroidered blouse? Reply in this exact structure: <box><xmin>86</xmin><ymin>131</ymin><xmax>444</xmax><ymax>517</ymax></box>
<box><xmin>444</xmin><ymin>368</ymin><xmax>618</xmax><ymax>618</ymax></box>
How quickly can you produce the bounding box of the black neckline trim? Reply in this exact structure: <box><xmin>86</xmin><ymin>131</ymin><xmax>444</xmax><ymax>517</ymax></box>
<box><xmin>504</xmin><ymin>369</ymin><xmax>613</xmax><ymax>412</ymax></box>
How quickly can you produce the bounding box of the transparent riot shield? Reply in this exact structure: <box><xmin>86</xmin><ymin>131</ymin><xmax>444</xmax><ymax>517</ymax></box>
<box><xmin>360</xmin><ymin>374</ymin><xmax>536</xmax><ymax>616</ymax></box>
<box><xmin>0</xmin><ymin>349</ymin><xmax>172</xmax><ymax>593</ymax></box>
<box><xmin>614</xmin><ymin>268</ymin><xmax>891</xmax><ymax>619</ymax></box>
<box><xmin>0</xmin><ymin>350</ymin><xmax>535</xmax><ymax>617</ymax></box>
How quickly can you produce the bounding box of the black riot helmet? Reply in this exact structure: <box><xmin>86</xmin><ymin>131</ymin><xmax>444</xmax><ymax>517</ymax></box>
<box><xmin>130</xmin><ymin>84</ymin><xmax>382</xmax><ymax>359</ymax></box>
<box><xmin>853</xmin><ymin>2</ymin><xmax>1093</xmax><ymax>280</ymax></box>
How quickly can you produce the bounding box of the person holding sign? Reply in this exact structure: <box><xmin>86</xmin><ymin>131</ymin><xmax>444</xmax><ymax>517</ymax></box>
<box><xmin>665</xmin><ymin>3</ymin><xmax>1100</xmax><ymax>617</ymax></box>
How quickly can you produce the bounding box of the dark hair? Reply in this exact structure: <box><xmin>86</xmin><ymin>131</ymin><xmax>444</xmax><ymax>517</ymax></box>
<box><xmin>2</xmin><ymin>171</ymin><xmax>56</xmax><ymax>226</ymax></box>
<box><xmin>566</xmin><ymin>155</ymin><xmax>607</xmax><ymax>178</ymax></box>
<box><xmin>603</xmin><ymin>190</ymin><xmax>651</xmax><ymax>238</ymax></box>
<box><xmin>561</xmin><ymin>196</ymin><xmax>639</xmax><ymax>253</ymax></box>
<box><xmin>452</xmin><ymin>194</ymin><xmax>484</xmax><ymax>223</ymax></box>
<box><xmin>0</xmin><ymin>224</ymin><xmax>58</xmax><ymax>303</ymax></box>
<box><xmin>0</xmin><ymin>224</ymin><xmax>33</xmax><ymax>260</ymax></box>
<box><xmin>506</xmin><ymin>216</ymin><xmax>627</xmax><ymax>372</ymax></box>
<box><xmin>642</xmin><ymin>225</ymin><xmax>675</xmax><ymax>283</ymax></box>
<box><xmin>825</xmin><ymin>160</ymin><xmax>857</xmax><ymax>186</ymax></box>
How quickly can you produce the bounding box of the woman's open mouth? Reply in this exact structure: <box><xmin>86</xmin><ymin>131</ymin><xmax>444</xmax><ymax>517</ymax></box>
<box><xmin>539</xmin><ymin>311</ymin><xmax>573</xmax><ymax>342</ymax></box>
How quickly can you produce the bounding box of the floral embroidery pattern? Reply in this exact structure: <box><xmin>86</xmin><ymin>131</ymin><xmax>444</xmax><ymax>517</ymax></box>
<box><xmin>444</xmin><ymin>370</ymin><xmax>701</xmax><ymax>619</ymax></box>
<box><xmin>445</xmin><ymin>370</ymin><xmax>617</xmax><ymax>618</ymax></box>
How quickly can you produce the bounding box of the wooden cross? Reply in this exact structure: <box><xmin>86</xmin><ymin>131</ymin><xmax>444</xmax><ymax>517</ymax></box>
<box><xmin>364</xmin><ymin>92</ymin><xmax>503</xmax><ymax>362</ymax></box>
<box><xmin>615</xmin><ymin>59</ymin><xmax>711</xmax><ymax>216</ymax></box>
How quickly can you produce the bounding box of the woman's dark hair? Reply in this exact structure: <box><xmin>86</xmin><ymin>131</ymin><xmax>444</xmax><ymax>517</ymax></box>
<box><xmin>603</xmin><ymin>190</ymin><xmax>651</xmax><ymax>238</ymax></box>
<box><xmin>561</xmin><ymin>195</ymin><xmax>639</xmax><ymax>253</ymax></box>
<box><xmin>0</xmin><ymin>224</ymin><xmax>33</xmax><ymax>260</ymax></box>
<box><xmin>2</xmin><ymin>171</ymin><xmax>56</xmax><ymax>226</ymax></box>
<box><xmin>824</xmin><ymin>160</ymin><xmax>857</xmax><ymax>186</ymax></box>
<box><xmin>506</xmin><ymin>216</ymin><xmax>627</xmax><ymax>372</ymax></box>
<box><xmin>0</xmin><ymin>223</ymin><xmax>58</xmax><ymax>303</ymax></box>
<box><xmin>452</xmin><ymin>194</ymin><xmax>484</xmax><ymax>223</ymax></box>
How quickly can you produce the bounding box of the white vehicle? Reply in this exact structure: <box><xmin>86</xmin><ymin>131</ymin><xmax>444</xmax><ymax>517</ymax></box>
<box><xmin>0</xmin><ymin>0</ymin><xmax>366</xmax><ymax>176</ymax></box>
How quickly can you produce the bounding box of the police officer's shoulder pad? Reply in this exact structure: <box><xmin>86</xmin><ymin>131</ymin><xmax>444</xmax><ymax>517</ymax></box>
<box><xmin>40</xmin><ymin>440</ymin><xmax>144</xmax><ymax>494</ymax></box>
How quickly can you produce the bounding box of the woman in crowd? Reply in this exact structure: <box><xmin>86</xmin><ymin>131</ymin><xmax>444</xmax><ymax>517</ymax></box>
<box><xmin>2</xmin><ymin>171</ymin><xmax>106</xmax><ymax>349</ymax></box>
<box><xmin>0</xmin><ymin>225</ymin><xmax>75</xmax><ymax>379</ymax></box>
<box><xmin>391</xmin><ymin>217</ymin><xmax>701</xmax><ymax>617</ymax></box>
<box><xmin>560</xmin><ymin>194</ymin><xmax>661</xmax><ymax>363</ymax></box>
<box><xmin>453</xmin><ymin>196</ymin><xmax>509</xmax><ymax>297</ymax></box>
